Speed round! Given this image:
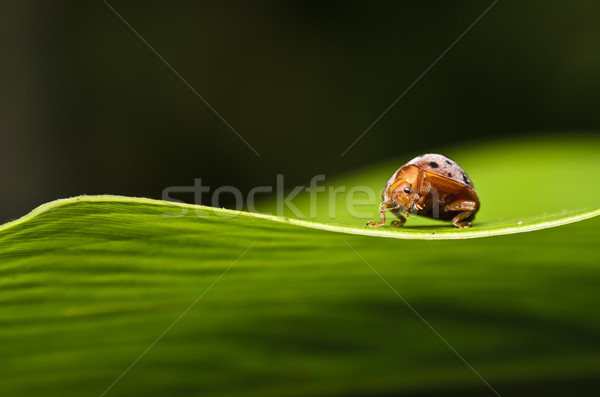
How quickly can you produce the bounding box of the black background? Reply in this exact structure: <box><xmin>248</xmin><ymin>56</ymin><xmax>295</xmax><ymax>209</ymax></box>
<box><xmin>2</xmin><ymin>0</ymin><xmax>599</xmax><ymax>222</ymax></box>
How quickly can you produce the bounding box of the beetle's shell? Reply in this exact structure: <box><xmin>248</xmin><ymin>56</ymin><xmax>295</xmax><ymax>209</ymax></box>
<box><xmin>406</xmin><ymin>153</ymin><xmax>475</xmax><ymax>191</ymax></box>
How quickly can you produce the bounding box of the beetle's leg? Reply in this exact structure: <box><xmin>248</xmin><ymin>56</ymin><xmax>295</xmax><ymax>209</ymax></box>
<box><xmin>390</xmin><ymin>209</ymin><xmax>407</xmax><ymax>227</ymax></box>
<box><xmin>414</xmin><ymin>171</ymin><xmax>431</xmax><ymax>211</ymax></box>
<box><xmin>366</xmin><ymin>203</ymin><xmax>394</xmax><ymax>227</ymax></box>
<box><xmin>445</xmin><ymin>200</ymin><xmax>477</xmax><ymax>228</ymax></box>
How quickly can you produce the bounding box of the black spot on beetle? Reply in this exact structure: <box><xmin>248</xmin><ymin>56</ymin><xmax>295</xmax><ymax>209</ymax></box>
<box><xmin>428</xmin><ymin>161</ymin><xmax>439</xmax><ymax>169</ymax></box>
<box><xmin>418</xmin><ymin>154</ymin><xmax>425</xmax><ymax>158</ymax></box>
<box><xmin>445</xmin><ymin>160</ymin><xmax>452</xmax><ymax>165</ymax></box>
<box><xmin>447</xmin><ymin>172</ymin><xmax>452</xmax><ymax>177</ymax></box>
<box><xmin>462</xmin><ymin>173</ymin><xmax>469</xmax><ymax>184</ymax></box>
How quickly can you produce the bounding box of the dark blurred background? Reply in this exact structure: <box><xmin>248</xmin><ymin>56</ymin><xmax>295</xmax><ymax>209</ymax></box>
<box><xmin>1</xmin><ymin>0</ymin><xmax>599</xmax><ymax>223</ymax></box>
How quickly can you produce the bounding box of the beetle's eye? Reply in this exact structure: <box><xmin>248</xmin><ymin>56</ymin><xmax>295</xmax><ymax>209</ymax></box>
<box><xmin>403</xmin><ymin>188</ymin><xmax>413</xmax><ymax>194</ymax></box>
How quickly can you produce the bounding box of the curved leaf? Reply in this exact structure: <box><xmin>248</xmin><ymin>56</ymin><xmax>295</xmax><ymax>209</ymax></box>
<box><xmin>1</xmin><ymin>135</ymin><xmax>600</xmax><ymax>397</ymax></box>
<box><xmin>1</xmin><ymin>195</ymin><xmax>598</xmax><ymax>240</ymax></box>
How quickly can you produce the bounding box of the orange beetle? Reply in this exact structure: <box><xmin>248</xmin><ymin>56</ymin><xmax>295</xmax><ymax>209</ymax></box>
<box><xmin>366</xmin><ymin>154</ymin><xmax>479</xmax><ymax>228</ymax></box>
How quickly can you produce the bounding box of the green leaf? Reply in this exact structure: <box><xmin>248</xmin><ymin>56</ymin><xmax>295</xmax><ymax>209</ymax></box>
<box><xmin>1</xmin><ymin>135</ymin><xmax>599</xmax><ymax>396</ymax></box>
<box><xmin>2</xmin><ymin>195</ymin><xmax>598</xmax><ymax>241</ymax></box>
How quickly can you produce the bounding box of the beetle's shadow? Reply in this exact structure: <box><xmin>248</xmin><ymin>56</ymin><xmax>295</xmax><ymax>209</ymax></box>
<box><xmin>390</xmin><ymin>225</ymin><xmax>455</xmax><ymax>230</ymax></box>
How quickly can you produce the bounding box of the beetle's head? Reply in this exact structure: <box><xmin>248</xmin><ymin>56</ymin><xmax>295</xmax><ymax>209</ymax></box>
<box><xmin>389</xmin><ymin>184</ymin><xmax>419</xmax><ymax>215</ymax></box>
<box><xmin>383</xmin><ymin>165</ymin><xmax>421</xmax><ymax>215</ymax></box>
